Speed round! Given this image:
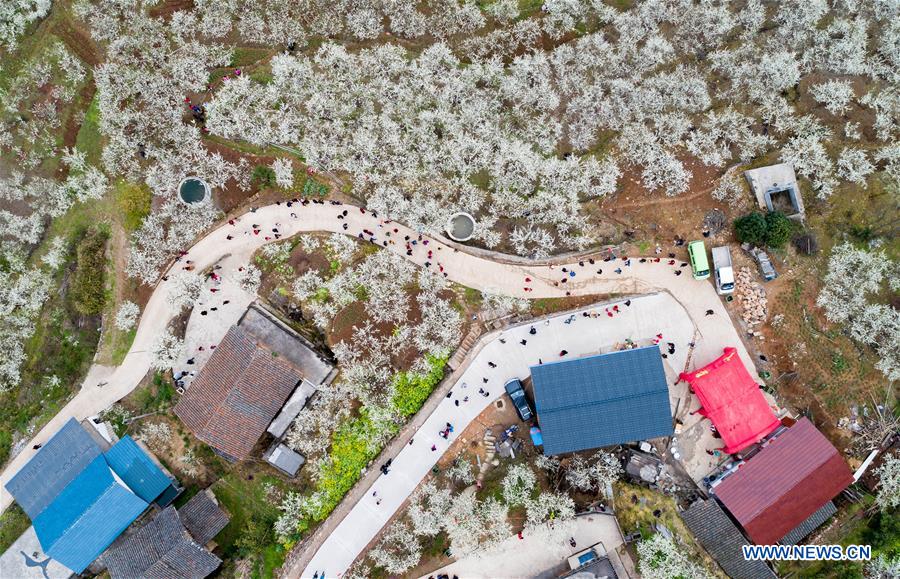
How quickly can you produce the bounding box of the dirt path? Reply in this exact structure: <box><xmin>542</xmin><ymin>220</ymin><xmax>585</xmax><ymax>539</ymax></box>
<box><xmin>51</xmin><ymin>20</ymin><xmax>101</xmax><ymax>67</ymax></box>
<box><xmin>148</xmin><ymin>0</ymin><xmax>196</xmax><ymax>20</ymax></box>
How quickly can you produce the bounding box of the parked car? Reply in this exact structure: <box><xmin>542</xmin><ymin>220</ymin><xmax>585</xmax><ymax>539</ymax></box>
<box><xmin>711</xmin><ymin>246</ymin><xmax>735</xmax><ymax>295</ymax></box>
<box><xmin>688</xmin><ymin>240</ymin><xmax>710</xmax><ymax>280</ymax></box>
<box><xmin>750</xmin><ymin>247</ymin><xmax>778</xmax><ymax>281</ymax></box>
<box><xmin>504</xmin><ymin>379</ymin><xmax>533</xmax><ymax>422</ymax></box>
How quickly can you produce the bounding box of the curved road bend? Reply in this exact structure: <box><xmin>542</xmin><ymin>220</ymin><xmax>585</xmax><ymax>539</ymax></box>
<box><xmin>0</xmin><ymin>201</ymin><xmax>755</xmax><ymax>524</ymax></box>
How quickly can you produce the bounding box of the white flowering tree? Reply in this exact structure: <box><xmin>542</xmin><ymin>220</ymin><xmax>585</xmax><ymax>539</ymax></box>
<box><xmin>636</xmin><ymin>534</ymin><xmax>710</xmax><ymax>579</ymax></box>
<box><xmin>525</xmin><ymin>491</ymin><xmax>575</xmax><ymax>530</ymax></box>
<box><xmin>272</xmin><ymin>157</ymin><xmax>295</xmax><ymax>189</ymax></box>
<box><xmin>565</xmin><ymin>450</ymin><xmax>622</xmax><ymax>494</ymax></box>
<box><xmin>149</xmin><ymin>330</ymin><xmax>185</xmax><ymax>371</ymax></box>
<box><xmin>114</xmin><ymin>301</ymin><xmax>140</xmax><ymax>331</ymax></box>
<box><xmin>817</xmin><ymin>244</ymin><xmax>900</xmax><ymax>381</ymax></box>
<box><xmin>874</xmin><ymin>453</ymin><xmax>900</xmax><ymax>512</ymax></box>
<box><xmin>368</xmin><ymin>521</ymin><xmax>422</xmax><ymax>575</ymax></box>
<box><xmin>501</xmin><ymin>464</ymin><xmax>537</xmax><ymax>506</ymax></box>
<box><xmin>166</xmin><ymin>272</ymin><xmax>204</xmax><ymax>312</ymax></box>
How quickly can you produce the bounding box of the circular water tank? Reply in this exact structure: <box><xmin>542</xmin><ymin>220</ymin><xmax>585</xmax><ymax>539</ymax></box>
<box><xmin>446</xmin><ymin>212</ymin><xmax>475</xmax><ymax>242</ymax></box>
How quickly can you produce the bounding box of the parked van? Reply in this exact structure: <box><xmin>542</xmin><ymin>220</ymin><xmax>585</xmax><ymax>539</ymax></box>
<box><xmin>688</xmin><ymin>240</ymin><xmax>710</xmax><ymax>280</ymax></box>
<box><xmin>712</xmin><ymin>246</ymin><xmax>735</xmax><ymax>295</ymax></box>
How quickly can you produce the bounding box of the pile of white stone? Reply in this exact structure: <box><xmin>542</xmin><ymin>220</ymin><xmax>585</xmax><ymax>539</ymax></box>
<box><xmin>736</xmin><ymin>267</ymin><xmax>768</xmax><ymax>327</ymax></box>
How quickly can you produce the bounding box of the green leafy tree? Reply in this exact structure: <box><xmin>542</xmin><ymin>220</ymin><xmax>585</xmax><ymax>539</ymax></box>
<box><xmin>733</xmin><ymin>212</ymin><xmax>767</xmax><ymax>245</ymax></box>
<box><xmin>764</xmin><ymin>211</ymin><xmax>795</xmax><ymax>248</ymax></box>
<box><xmin>251</xmin><ymin>165</ymin><xmax>277</xmax><ymax>188</ymax></box>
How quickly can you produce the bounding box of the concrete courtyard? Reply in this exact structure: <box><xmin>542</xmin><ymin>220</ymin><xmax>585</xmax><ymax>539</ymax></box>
<box><xmin>300</xmin><ymin>292</ymin><xmax>730</xmax><ymax>578</ymax></box>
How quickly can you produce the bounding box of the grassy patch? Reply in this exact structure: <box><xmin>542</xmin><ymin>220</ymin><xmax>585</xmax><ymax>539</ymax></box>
<box><xmin>391</xmin><ymin>354</ymin><xmax>449</xmax><ymax>417</ymax></box>
<box><xmin>231</xmin><ymin>47</ymin><xmax>273</xmax><ymax>67</ymax></box>
<box><xmin>212</xmin><ymin>472</ymin><xmax>288</xmax><ymax>577</ymax></box>
<box><xmin>0</xmin><ymin>503</ymin><xmax>30</xmax><ymax>553</ymax></box>
<box><xmin>463</xmin><ymin>286</ymin><xmax>483</xmax><ymax>306</ymax></box>
<box><xmin>133</xmin><ymin>372</ymin><xmax>176</xmax><ymax>413</ymax></box>
<box><xmin>115</xmin><ymin>180</ymin><xmax>152</xmax><ymax>232</ymax></box>
<box><xmin>75</xmin><ymin>92</ymin><xmax>103</xmax><ymax>165</ymax></box>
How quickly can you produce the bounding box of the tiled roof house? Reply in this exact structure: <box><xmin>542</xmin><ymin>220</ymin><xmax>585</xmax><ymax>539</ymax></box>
<box><xmin>713</xmin><ymin>418</ymin><xmax>853</xmax><ymax>545</ymax></box>
<box><xmin>174</xmin><ymin>325</ymin><xmax>303</xmax><ymax>461</ymax></box>
<box><xmin>4</xmin><ymin>419</ymin><xmax>172</xmax><ymax>573</ymax></box>
<box><xmin>103</xmin><ymin>506</ymin><xmax>223</xmax><ymax>579</ymax></box>
<box><xmin>682</xmin><ymin>499</ymin><xmax>776</xmax><ymax>579</ymax></box>
<box><xmin>177</xmin><ymin>490</ymin><xmax>230</xmax><ymax>546</ymax></box>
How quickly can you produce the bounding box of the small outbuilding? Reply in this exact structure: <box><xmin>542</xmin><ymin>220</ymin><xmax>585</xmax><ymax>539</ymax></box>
<box><xmin>263</xmin><ymin>442</ymin><xmax>306</xmax><ymax>477</ymax></box>
<box><xmin>744</xmin><ymin>163</ymin><xmax>805</xmax><ymax>219</ymax></box>
<box><xmin>531</xmin><ymin>346</ymin><xmax>673</xmax><ymax>456</ymax></box>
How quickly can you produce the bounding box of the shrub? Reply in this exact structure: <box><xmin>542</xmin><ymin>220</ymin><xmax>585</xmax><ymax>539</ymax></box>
<box><xmin>70</xmin><ymin>228</ymin><xmax>110</xmax><ymax>316</ymax></box>
<box><xmin>251</xmin><ymin>165</ymin><xmax>277</xmax><ymax>188</ymax></box>
<box><xmin>733</xmin><ymin>212</ymin><xmax>767</xmax><ymax>245</ymax></box>
<box><xmin>764</xmin><ymin>211</ymin><xmax>795</xmax><ymax>248</ymax></box>
<box><xmin>116</xmin><ymin>181</ymin><xmax>152</xmax><ymax>231</ymax></box>
<box><xmin>391</xmin><ymin>354</ymin><xmax>449</xmax><ymax>417</ymax></box>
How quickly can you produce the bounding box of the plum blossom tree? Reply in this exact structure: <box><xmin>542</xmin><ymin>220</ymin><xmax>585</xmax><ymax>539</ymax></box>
<box><xmin>837</xmin><ymin>147</ymin><xmax>875</xmax><ymax>186</ymax></box>
<box><xmin>817</xmin><ymin>243</ymin><xmax>900</xmax><ymax>381</ymax></box>
<box><xmin>501</xmin><ymin>464</ymin><xmax>536</xmax><ymax>506</ymax></box>
<box><xmin>565</xmin><ymin>450</ymin><xmax>622</xmax><ymax>493</ymax></box>
<box><xmin>525</xmin><ymin>491</ymin><xmax>575</xmax><ymax>529</ymax></box>
<box><xmin>811</xmin><ymin>80</ymin><xmax>856</xmax><ymax>116</ymax></box>
<box><xmin>0</xmin><ymin>1</ymin><xmax>52</xmax><ymax>50</ymax></box>
<box><xmin>166</xmin><ymin>272</ymin><xmax>204</xmax><ymax>312</ymax></box>
<box><xmin>636</xmin><ymin>534</ymin><xmax>710</xmax><ymax>579</ymax></box>
<box><xmin>866</xmin><ymin>554</ymin><xmax>900</xmax><ymax>579</ymax></box>
<box><xmin>368</xmin><ymin>521</ymin><xmax>421</xmax><ymax>575</ymax></box>
<box><xmin>873</xmin><ymin>452</ymin><xmax>899</xmax><ymax>512</ymax></box>
<box><xmin>272</xmin><ymin>157</ymin><xmax>294</xmax><ymax>189</ymax></box>
<box><xmin>149</xmin><ymin>330</ymin><xmax>185</xmax><ymax>371</ymax></box>
<box><xmin>114</xmin><ymin>301</ymin><xmax>140</xmax><ymax>331</ymax></box>
<box><xmin>408</xmin><ymin>482</ymin><xmax>453</xmax><ymax>537</ymax></box>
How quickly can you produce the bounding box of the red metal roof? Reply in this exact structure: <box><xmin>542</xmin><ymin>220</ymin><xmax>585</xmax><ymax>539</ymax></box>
<box><xmin>680</xmin><ymin>347</ymin><xmax>780</xmax><ymax>454</ymax></box>
<box><xmin>714</xmin><ymin>418</ymin><xmax>853</xmax><ymax>545</ymax></box>
<box><xmin>174</xmin><ymin>326</ymin><xmax>301</xmax><ymax>460</ymax></box>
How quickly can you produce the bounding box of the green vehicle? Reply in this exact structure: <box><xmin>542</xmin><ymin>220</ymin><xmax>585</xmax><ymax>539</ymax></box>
<box><xmin>688</xmin><ymin>240</ymin><xmax>710</xmax><ymax>280</ymax></box>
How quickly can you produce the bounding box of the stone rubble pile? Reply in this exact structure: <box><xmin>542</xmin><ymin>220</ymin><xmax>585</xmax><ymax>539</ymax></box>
<box><xmin>736</xmin><ymin>267</ymin><xmax>768</xmax><ymax>327</ymax></box>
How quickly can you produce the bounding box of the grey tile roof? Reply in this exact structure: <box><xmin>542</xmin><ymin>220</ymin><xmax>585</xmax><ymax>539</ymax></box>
<box><xmin>681</xmin><ymin>499</ymin><xmax>776</xmax><ymax>579</ymax></box>
<box><xmin>6</xmin><ymin>419</ymin><xmax>101</xmax><ymax>518</ymax></box>
<box><xmin>779</xmin><ymin>501</ymin><xmax>838</xmax><ymax>545</ymax></box>
<box><xmin>178</xmin><ymin>490</ymin><xmax>230</xmax><ymax>545</ymax></box>
<box><xmin>531</xmin><ymin>347</ymin><xmax>673</xmax><ymax>455</ymax></box>
<box><xmin>105</xmin><ymin>507</ymin><xmax>183</xmax><ymax>579</ymax></box>
<box><xmin>103</xmin><ymin>506</ymin><xmax>221</xmax><ymax>579</ymax></box>
<box><xmin>147</xmin><ymin>539</ymin><xmax>221</xmax><ymax>579</ymax></box>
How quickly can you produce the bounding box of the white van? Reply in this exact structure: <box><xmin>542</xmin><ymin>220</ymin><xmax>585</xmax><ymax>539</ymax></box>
<box><xmin>712</xmin><ymin>246</ymin><xmax>735</xmax><ymax>295</ymax></box>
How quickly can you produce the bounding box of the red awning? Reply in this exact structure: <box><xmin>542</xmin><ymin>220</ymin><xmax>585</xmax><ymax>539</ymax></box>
<box><xmin>680</xmin><ymin>347</ymin><xmax>780</xmax><ymax>454</ymax></box>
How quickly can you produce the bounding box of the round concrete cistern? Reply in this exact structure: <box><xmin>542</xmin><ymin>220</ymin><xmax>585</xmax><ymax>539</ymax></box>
<box><xmin>446</xmin><ymin>212</ymin><xmax>475</xmax><ymax>242</ymax></box>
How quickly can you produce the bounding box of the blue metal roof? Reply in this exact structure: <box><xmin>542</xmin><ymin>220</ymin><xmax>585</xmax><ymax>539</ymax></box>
<box><xmin>530</xmin><ymin>346</ymin><xmax>673</xmax><ymax>455</ymax></box>
<box><xmin>3</xmin><ymin>419</ymin><xmax>165</xmax><ymax>573</ymax></box>
<box><xmin>105</xmin><ymin>436</ymin><xmax>172</xmax><ymax>503</ymax></box>
<box><xmin>33</xmin><ymin>456</ymin><xmax>148</xmax><ymax>572</ymax></box>
<box><xmin>6</xmin><ymin>418</ymin><xmax>101</xmax><ymax>519</ymax></box>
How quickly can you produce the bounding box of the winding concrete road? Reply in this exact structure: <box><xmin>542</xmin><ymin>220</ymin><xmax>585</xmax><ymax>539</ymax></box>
<box><xmin>0</xmin><ymin>200</ymin><xmax>756</xmax><ymax>539</ymax></box>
